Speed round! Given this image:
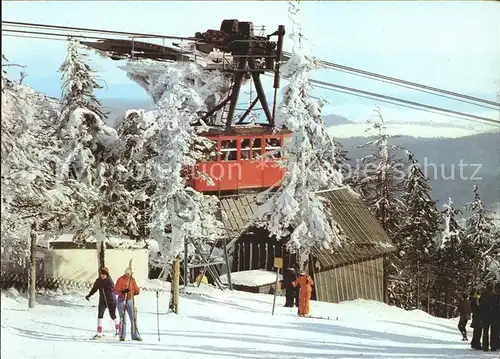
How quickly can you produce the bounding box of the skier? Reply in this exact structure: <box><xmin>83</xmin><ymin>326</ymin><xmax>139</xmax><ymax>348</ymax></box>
<box><xmin>283</xmin><ymin>267</ymin><xmax>297</xmax><ymax>308</ymax></box>
<box><xmin>292</xmin><ymin>270</ymin><xmax>314</xmax><ymax>317</ymax></box>
<box><xmin>470</xmin><ymin>288</ymin><xmax>482</xmax><ymax>350</ymax></box>
<box><xmin>85</xmin><ymin>266</ymin><xmax>120</xmax><ymax>338</ymax></box>
<box><xmin>115</xmin><ymin>267</ymin><xmax>142</xmax><ymax>341</ymax></box>
<box><xmin>457</xmin><ymin>293</ymin><xmax>471</xmax><ymax>341</ymax></box>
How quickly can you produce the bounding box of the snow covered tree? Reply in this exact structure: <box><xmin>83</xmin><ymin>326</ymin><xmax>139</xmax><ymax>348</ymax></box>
<box><xmin>255</xmin><ymin>0</ymin><xmax>345</xmax><ymax>265</ymax></box>
<box><xmin>394</xmin><ymin>151</ymin><xmax>441</xmax><ymax>310</ymax></box>
<box><xmin>57</xmin><ymin>39</ymin><xmax>121</xmax><ymax>270</ymax></box>
<box><xmin>1</xmin><ymin>62</ymin><xmax>99</xmax><ymax>307</ymax></box>
<box><xmin>58</xmin><ymin>38</ymin><xmax>105</xmax><ymax>131</ymax></box>
<box><xmin>119</xmin><ymin>61</ymin><xmax>225</xmax><ymax>276</ymax></box>
<box><xmin>464</xmin><ymin>185</ymin><xmax>499</xmax><ymax>280</ymax></box>
<box><xmin>353</xmin><ymin>108</ymin><xmax>406</xmax><ymax>239</ymax></box>
<box><xmin>111</xmin><ymin>109</ymin><xmax>158</xmax><ymax>239</ymax></box>
<box><xmin>351</xmin><ymin>108</ymin><xmax>406</xmax><ymax>306</ymax></box>
<box><xmin>432</xmin><ymin>198</ymin><xmax>477</xmax><ymax>316</ymax></box>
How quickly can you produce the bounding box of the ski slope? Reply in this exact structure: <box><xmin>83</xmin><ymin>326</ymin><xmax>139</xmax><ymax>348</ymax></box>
<box><xmin>1</xmin><ymin>285</ymin><xmax>495</xmax><ymax>359</ymax></box>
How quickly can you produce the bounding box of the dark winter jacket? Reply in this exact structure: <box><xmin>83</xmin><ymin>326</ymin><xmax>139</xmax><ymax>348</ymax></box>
<box><xmin>470</xmin><ymin>295</ymin><xmax>481</xmax><ymax>329</ymax></box>
<box><xmin>493</xmin><ymin>292</ymin><xmax>500</xmax><ymax>326</ymax></box>
<box><xmin>479</xmin><ymin>289</ymin><xmax>496</xmax><ymax>325</ymax></box>
<box><xmin>283</xmin><ymin>268</ymin><xmax>298</xmax><ymax>290</ymax></box>
<box><xmin>87</xmin><ymin>276</ymin><xmax>116</xmax><ymax>305</ymax></box>
<box><xmin>458</xmin><ymin>298</ymin><xmax>471</xmax><ymax>320</ymax></box>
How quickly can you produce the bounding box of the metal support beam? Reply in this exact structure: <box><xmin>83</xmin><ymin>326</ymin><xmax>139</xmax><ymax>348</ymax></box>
<box><xmin>223</xmin><ymin>238</ymin><xmax>233</xmax><ymax>290</ymax></box>
<box><xmin>188</xmin><ymin>261</ymin><xmax>226</xmax><ymax>269</ymax></box>
<box><xmin>190</xmin><ymin>238</ymin><xmax>225</xmax><ymax>290</ymax></box>
<box><xmin>236</xmin><ymin>97</ymin><xmax>259</xmax><ymax>124</ymax></box>
<box><xmin>224</xmin><ymin>57</ymin><xmax>247</xmax><ymax>128</ymax></box>
<box><xmin>200</xmin><ymin>96</ymin><xmax>231</xmax><ymax>123</ymax></box>
<box><xmin>248</xmin><ymin>58</ymin><xmax>274</xmax><ymax>126</ymax></box>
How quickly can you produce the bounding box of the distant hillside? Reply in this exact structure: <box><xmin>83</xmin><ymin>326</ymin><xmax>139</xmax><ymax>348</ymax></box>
<box><xmin>96</xmin><ymin>99</ymin><xmax>498</xmax><ymax>217</ymax></box>
<box><xmin>323</xmin><ymin>114</ymin><xmax>353</xmax><ymax>126</ymax></box>
<box><xmin>337</xmin><ymin>132</ymin><xmax>500</xmax><ymax>216</ymax></box>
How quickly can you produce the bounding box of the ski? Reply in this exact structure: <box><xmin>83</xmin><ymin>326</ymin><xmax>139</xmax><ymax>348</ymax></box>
<box><xmin>308</xmin><ymin>315</ymin><xmax>338</xmax><ymax>321</ymax></box>
<box><xmin>84</xmin><ymin>335</ymin><xmax>119</xmax><ymax>341</ymax></box>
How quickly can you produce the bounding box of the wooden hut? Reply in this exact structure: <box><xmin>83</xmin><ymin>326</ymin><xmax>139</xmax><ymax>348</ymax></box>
<box><xmin>219</xmin><ymin>187</ymin><xmax>396</xmax><ymax>304</ymax></box>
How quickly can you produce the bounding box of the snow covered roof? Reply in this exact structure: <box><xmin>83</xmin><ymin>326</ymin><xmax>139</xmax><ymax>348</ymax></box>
<box><xmin>311</xmin><ymin>188</ymin><xmax>395</xmax><ymax>268</ymax></box>
<box><xmin>221</xmin><ymin>187</ymin><xmax>395</xmax><ymax>269</ymax></box>
<box><xmin>37</xmin><ymin>233</ymin><xmax>158</xmax><ymax>251</ymax></box>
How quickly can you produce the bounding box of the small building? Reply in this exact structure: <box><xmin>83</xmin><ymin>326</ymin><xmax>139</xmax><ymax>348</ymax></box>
<box><xmin>36</xmin><ymin>233</ymin><xmax>152</xmax><ymax>285</ymax></box>
<box><xmin>219</xmin><ymin>187</ymin><xmax>396</xmax><ymax>304</ymax></box>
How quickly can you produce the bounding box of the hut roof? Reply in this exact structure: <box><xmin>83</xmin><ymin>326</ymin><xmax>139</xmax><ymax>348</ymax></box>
<box><xmin>218</xmin><ymin>187</ymin><xmax>396</xmax><ymax>269</ymax></box>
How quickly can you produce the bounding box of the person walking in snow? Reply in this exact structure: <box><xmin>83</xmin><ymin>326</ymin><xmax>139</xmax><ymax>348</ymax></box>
<box><xmin>292</xmin><ymin>270</ymin><xmax>314</xmax><ymax>317</ymax></box>
<box><xmin>490</xmin><ymin>283</ymin><xmax>500</xmax><ymax>351</ymax></box>
<box><xmin>470</xmin><ymin>288</ymin><xmax>482</xmax><ymax>350</ymax></box>
<box><xmin>85</xmin><ymin>266</ymin><xmax>120</xmax><ymax>338</ymax></box>
<box><xmin>480</xmin><ymin>282</ymin><xmax>496</xmax><ymax>351</ymax></box>
<box><xmin>115</xmin><ymin>267</ymin><xmax>141</xmax><ymax>341</ymax></box>
<box><xmin>457</xmin><ymin>293</ymin><xmax>471</xmax><ymax>341</ymax></box>
<box><xmin>283</xmin><ymin>267</ymin><xmax>298</xmax><ymax>308</ymax></box>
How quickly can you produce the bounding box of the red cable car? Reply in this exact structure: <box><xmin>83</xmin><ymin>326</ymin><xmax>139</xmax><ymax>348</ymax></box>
<box><xmin>186</xmin><ymin>19</ymin><xmax>289</xmax><ymax>194</ymax></box>
<box><xmin>83</xmin><ymin>19</ymin><xmax>289</xmax><ymax>194</ymax></box>
<box><xmin>188</xmin><ymin>126</ymin><xmax>291</xmax><ymax>193</ymax></box>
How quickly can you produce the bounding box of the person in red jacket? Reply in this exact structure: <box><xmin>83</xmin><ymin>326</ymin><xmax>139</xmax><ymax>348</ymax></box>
<box><xmin>115</xmin><ymin>267</ymin><xmax>141</xmax><ymax>341</ymax></box>
<box><xmin>292</xmin><ymin>270</ymin><xmax>314</xmax><ymax>317</ymax></box>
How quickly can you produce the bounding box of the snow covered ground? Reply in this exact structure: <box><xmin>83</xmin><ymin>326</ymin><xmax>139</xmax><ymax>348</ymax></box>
<box><xmin>1</xmin><ymin>285</ymin><xmax>497</xmax><ymax>359</ymax></box>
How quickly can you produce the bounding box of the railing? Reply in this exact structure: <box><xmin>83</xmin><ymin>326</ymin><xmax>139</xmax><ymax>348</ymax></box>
<box><xmin>0</xmin><ymin>271</ymin><xmax>170</xmax><ymax>293</ymax></box>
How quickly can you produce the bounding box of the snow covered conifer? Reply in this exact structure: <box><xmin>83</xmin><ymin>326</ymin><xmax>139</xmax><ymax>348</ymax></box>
<box><xmin>396</xmin><ymin>151</ymin><xmax>441</xmax><ymax>309</ymax></box>
<box><xmin>464</xmin><ymin>185</ymin><xmax>499</xmax><ymax>279</ymax></box>
<box><xmin>111</xmin><ymin>109</ymin><xmax>158</xmax><ymax>239</ymax></box>
<box><xmin>434</xmin><ymin>198</ymin><xmax>477</xmax><ymax>314</ymax></box>
<box><xmin>137</xmin><ymin>62</ymin><xmax>224</xmax><ymax>270</ymax></box>
<box><xmin>1</xmin><ymin>63</ymin><xmax>95</xmax><ymax>275</ymax></box>
<box><xmin>255</xmin><ymin>0</ymin><xmax>345</xmax><ymax>261</ymax></box>
<box><xmin>354</xmin><ymin>108</ymin><xmax>406</xmax><ymax>239</ymax></box>
<box><xmin>56</xmin><ymin>39</ymin><xmax>121</xmax><ymax>269</ymax></box>
<box><xmin>58</xmin><ymin>38</ymin><xmax>105</xmax><ymax>130</ymax></box>
<box><xmin>399</xmin><ymin>151</ymin><xmax>441</xmax><ymax>262</ymax></box>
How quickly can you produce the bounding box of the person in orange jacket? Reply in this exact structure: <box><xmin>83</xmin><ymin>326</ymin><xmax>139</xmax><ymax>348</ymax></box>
<box><xmin>292</xmin><ymin>270</ymin><xmax>314</xmax><ymax>317</ymax></box>
<box><xmin>115</xmin><ymin>267</ymin><xmax>141</xmax><ymax>341</ymax></box>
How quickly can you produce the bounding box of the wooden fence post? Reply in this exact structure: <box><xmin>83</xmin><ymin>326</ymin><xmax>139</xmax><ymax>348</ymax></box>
<box><xmin>28</xmin><ymin>223</ymin><xmax>37</xmax><ymax>309</ymax></box>
<box><xmin>172</xmin><ymin>257</ymin><xmax>180</xmax><ymax>314</ymax></box>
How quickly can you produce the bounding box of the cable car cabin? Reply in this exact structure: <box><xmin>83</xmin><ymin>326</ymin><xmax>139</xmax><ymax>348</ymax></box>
<box><xmin>188</xmin><ymin>126</ymin><xmax>291</xmax><ymax>193</ymax></box>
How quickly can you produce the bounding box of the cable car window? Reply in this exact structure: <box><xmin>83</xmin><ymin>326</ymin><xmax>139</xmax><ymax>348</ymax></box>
<box><xmin>241</xmin><ymin>139</ymin><xmax>251</xmax><ymax>160</ymax></box>
<box><xmin>265</xmin><ymin>137</ymin><xmax>282</xmax><ymax>159</ymax></box>
<box><xmin>252</xmin><ymin>138</ymin><xmax>262</xmax><ymax>159</ymax></box>
<box><xmin>220</xmin><ymin>139</ymin><xmax>237</xmax><ymax>161</ymax></box>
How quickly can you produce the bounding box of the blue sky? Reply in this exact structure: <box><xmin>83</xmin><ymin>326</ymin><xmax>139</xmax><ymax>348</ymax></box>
<box><xmin>2</xmin><ymin>1</ymin><xmax>499</xmax><ymax>127</ymax></box>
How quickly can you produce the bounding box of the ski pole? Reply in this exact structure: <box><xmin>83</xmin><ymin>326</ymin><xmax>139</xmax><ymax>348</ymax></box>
<box><xmin>156</xmin><ymin>290</ymin><xmax>160</xmax><ymax>342</ymax></box>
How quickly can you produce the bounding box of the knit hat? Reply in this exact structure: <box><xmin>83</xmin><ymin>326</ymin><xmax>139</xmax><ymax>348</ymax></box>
<box><xmin>100</xmin><ymin>267</ymin><xmax>109</xmax><ymax>275</ymax></box>
<box><xmin>124</xmin><ymin>267</ymin><xmax>131</xmax><ymax>276</ymax></box>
